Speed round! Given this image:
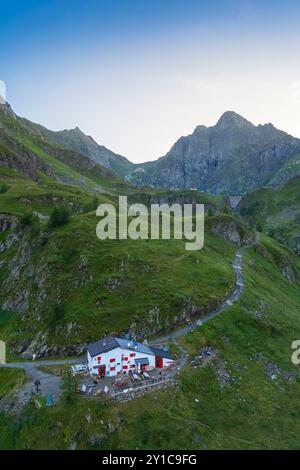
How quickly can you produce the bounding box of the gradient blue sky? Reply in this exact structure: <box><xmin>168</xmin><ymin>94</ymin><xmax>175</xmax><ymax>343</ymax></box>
<box><xmin>1</xmin><ymin>0</ymin><xmax>300</xmax><ymax>162</ymax></box>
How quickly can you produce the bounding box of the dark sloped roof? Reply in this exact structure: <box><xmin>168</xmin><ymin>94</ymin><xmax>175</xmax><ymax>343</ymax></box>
<box><xmin>87</xmin><ymin>336</ymin><xmax>119</xmax><ymax>357</ymax></box>
<box><xmin>149</xmin><ymin>346</ymin><xmax>175</xmax><ymax>360</ymax></box>
<box><xmin>87</xmin><ymin>336</ymin><xmax>155</xmax><ymax>358</ymax></box>
<box><xmin>116</xmin><ymin>338</ymin><xmax>153</xmax><ymax>355</ymax></box>
<box><xmin>87</xmin><ymin>337</ymin><xmax>175</xmax><ymax>360</ymax></box>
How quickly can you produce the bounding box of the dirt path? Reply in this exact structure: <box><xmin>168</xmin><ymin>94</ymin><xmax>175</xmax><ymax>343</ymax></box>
<box><xmin>0</xmin><ymin>358</ymin><xmax>83</xmax><ymax>405</ymax></box>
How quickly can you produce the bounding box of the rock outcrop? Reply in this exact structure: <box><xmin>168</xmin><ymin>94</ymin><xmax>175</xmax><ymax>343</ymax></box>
<box><xmin>0</xmin><ymin>213</ymin><xmax>18</xmax><ymax>232</ymax></box>
<box><xmin>208</xmin><ymin>214</ymin><xmax>255</xmax><ymax>246</ymax></box>
<box><xmin>280</xmin><ymin>259</ymin><xmax>296</xmax><ymax>283</ymax></box>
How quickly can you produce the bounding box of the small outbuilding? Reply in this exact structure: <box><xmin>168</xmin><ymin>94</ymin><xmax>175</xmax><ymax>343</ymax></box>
<box><xmin>87</xmin><ymin>336</ymin><xmax>175</xmax><ymax>377</ymax></box>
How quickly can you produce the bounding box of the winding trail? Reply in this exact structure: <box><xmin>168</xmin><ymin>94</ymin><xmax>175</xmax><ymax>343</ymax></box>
<box><xmin>150</xmin><ymin>232</ymin><xmax>259</xmax><ymax>346</ymax></box>
<box><xmin>0</xmin><ymin>233</ymin><xmax>259</xmax><ymax>403</ymax></box>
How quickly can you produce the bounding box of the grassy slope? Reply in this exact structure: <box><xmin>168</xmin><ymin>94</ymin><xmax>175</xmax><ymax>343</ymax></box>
<box><xmin>23</xmin><ymin>136</ymin><xmax>131</xmax><ymax>193</ymax></box>
<box><xmin>239</xmin><ymin>176</ymin><xmax>300</xmax><ymax>254</ymax></box>
<box><xmin>1</xmin><ymin>234</ymin><xmax>300</xmax><ymax>449</ymax></box>
<box><xmin>270</xmin><ymin>153</ymin><xmax>300</xmax><ymax>186</ymax></box>
<box><xmin>20</xmin><ymin>116</ymin><xmax>135</xmax><ymax>178</ymax></box>
<box><xmin>105</xmin><ymin>234</ymin><xmax>300</xmax><ymax>450</ymax></box>
<box><xmin>2</xmin><ymin>105</ymin><xmax>299</xmax><ymax>448</ymax></box>
<box><xmin>0</xmin><ymin>167</ymin><xmax>109</xmax><ymax>216</ymax></box>
<box><xmin>0</xmin><ymin>152</ymin><xmax>237</xmax><ymax>356</ymax></box>
<box><xmin>0</xmin><ymin>368</ymin><xmax>26</xmax><ymax>450</ymax></box>
<box><xmin>0</xmin><ymin>209</ymin><xmax>237</xmax><ymax>353</ymax></box>
<box><xmin>0</xmin><ymin>368</ymin><xmax>25</xmax><ymax>400</ymax></box>
<box><xmin>0</xmin><ymin>110</ymin><xmax>128</xmax><ymax>194</ymax></box>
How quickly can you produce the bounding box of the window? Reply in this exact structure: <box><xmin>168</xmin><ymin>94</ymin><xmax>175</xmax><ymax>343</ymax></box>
<box><xmin>110</xmin><ymin>366</ymin><xmax>116</xmax><ymax>371</ymax></box>
<box><xmin>123</xmin><ymin>356</ymin><xmax>128</xmax><ymax>361</ymax></box>
<box><xmin>130</xmin><ymin>365</ymin><xmax>135</xmax><ymax>368</ymax></box>
<box><xmin>97</xmin><ymin>357</ymin><xmax>101</xmax><ymax>363</ymax></box>
<box><xmin>130</xmin><ymin>353</ymin><xmax>135</xmax><ymax>357</ymax></box>
<box><xmin>110</xmin><ymin>358</ymin><xmax>115</xmax><ymax>363</ymax></box>
<box><xmin>123</xmin><ymin>365</ymin><xmax>128</xmax><ymax>370</ymax></box>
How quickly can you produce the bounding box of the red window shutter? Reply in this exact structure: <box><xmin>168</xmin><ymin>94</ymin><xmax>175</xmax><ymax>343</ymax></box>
<box><xmin>123</xmin><ymin>365</ymin><xmax>128</xmax><ymax>369</ymax></box>
<box><xmin>130</xmin><ymin>353</ymin><xmax>135</xmax><ymax>357</ymax></box>
<box><xmin>97</xmin><ymin>357</ymin><xmax>101</xmax><ymax>363</ymax></box>
<box><xmin>110</xmin><ymin>366</ymin><xmax>116</xmax><ymax>371</ymax></box>
<box><xmin>110</xmin><ymin>358</ymin><xmax>115</xmax><ymax>363</ymax></box>
<box><xmin>124</xmin><ymin>357</ymin><xmax>128</xmax><ymax>361</ymax></box>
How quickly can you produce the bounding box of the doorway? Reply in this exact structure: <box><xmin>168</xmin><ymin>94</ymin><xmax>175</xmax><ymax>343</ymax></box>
<box><xmin>155</xmin><ymin>356</ymin><xmax>163</xmax><ymax>368</ymax></box>
<box><xmin>98</xmin><ymin>365</ymin><xmax>106</xmax><ymax>377</ymax></box>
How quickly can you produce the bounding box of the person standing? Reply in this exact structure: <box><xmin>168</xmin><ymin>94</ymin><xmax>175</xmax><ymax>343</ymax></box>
<box><xmin>34</xmin><ymin>379</ymin><xmax>41</xmax><ymax>394</ymax></box>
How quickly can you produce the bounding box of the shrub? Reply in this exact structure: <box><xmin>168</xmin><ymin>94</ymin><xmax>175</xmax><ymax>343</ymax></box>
<box><xmin>19</xmin><ymin>212</ymin><xmax>40</xmax><ymax>236</ymax></box>
<box><xmin>20</xmin><ymin>211</ymin><xmax>34</xmax><ymax>226</ymax></box>
<box><xmin>61</xmin><ymin>372</ymin><xmax>79</xmax><ymax>405</ymax></box>
<box><xmin>0</xmin><ymin>183</ymin><xmax>8</xmax><ymax>194</ymax></box>
<box><xmin>29</xmin><ymin>220</ymin><xmax>41</xmax><ymax>237</ymax></box>
<box><xmin>38</xmin><ymin>233</ymin><xmax>49</xmax><ymax>246</ymax></box>
<box><xmin>48</xmin><ymin>205</ymin><xmax>70</xmax><ymax>228</ymax></box>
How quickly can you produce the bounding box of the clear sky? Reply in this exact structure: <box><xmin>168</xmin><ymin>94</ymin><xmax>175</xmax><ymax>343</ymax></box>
<box><xmin>1</xmin><ymin>0</ymin><xmax>300</xmax><ymax>162</ymax></box>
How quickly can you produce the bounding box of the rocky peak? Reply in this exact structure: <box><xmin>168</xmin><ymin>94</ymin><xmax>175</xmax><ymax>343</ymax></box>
<box><xmin>0</xmin><ymin>99</ymin><xmax>17</xmax><ymax>118</ymax></box>
<box><xmin>215</xmin><ymin>111</ymin><xmax>254</xmax><ymax>130</ymax></box>
<box><xmin>127</xmin><ymin>110</ymin><xmax>300</xmax><ymax>194</ymax></box>
<box><xmin>61</xmin><ymin>126</ymin><xmax>85</xmax><ymax>137</ymax></box>
<box><xmin>193</xmin><ymin>124</ymin><xmax>207</xmax><ymax>134</ymax></box>
<box><xmin>72</xmin><ymin>126</ymin><xmax>84</xmax><ymax>134</ymax></box>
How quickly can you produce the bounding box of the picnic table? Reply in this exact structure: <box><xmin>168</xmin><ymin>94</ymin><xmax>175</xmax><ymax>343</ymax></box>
<box><xmin>132</xmin><ymin>373</ymin><xmax>141</xmax><ymax>381</ymax></box>
<box><xmin>71</xmin><ymin>364</ymin><xmax>87</xmax><ymax>375</ymax></box>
